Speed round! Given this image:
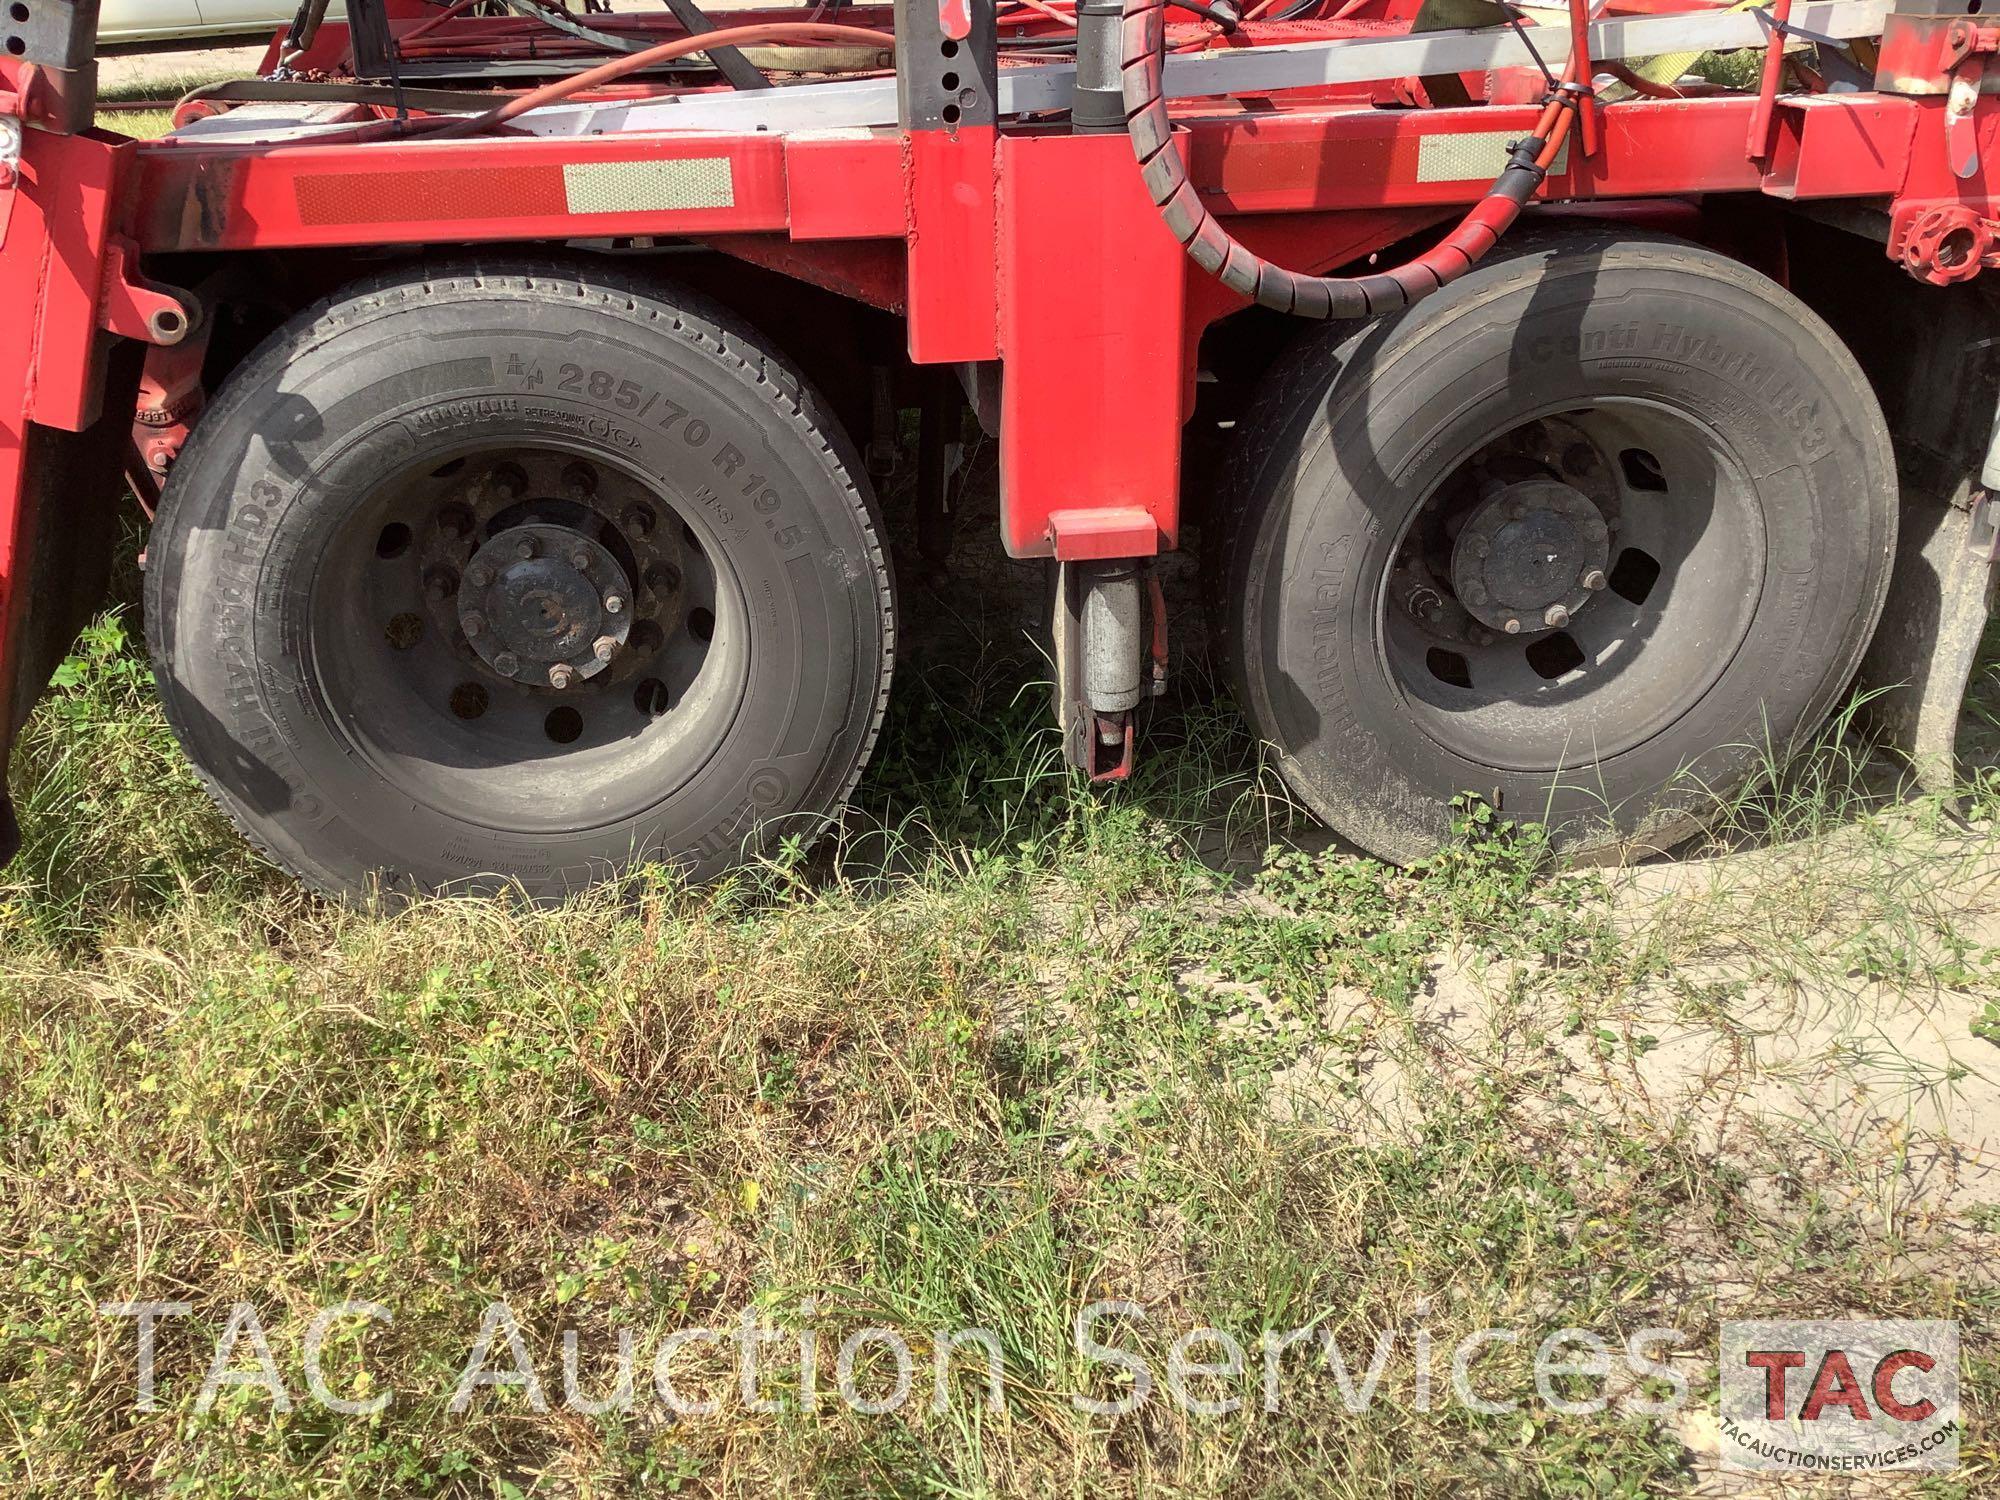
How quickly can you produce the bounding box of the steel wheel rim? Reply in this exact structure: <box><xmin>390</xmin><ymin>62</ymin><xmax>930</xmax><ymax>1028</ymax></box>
<box><xmin>308</xmin><ymin>442</ymin><xmax>749</xmax><ymax>835</ymax></box>
<box><xmin>1379</xmin><ymin>398</ymin><xmax>1768</xmax><ymax>774</ymax></box>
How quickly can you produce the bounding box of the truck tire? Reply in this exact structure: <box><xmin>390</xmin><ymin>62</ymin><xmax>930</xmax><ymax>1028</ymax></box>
<box><xmin>146</xmin><ymin>260</ymin><xmax>894</xmax><ymax>901</ymax></box>
<box><xmin>1211</xmin><ymin>229</ymin><xmax>1898</xmax><ymax>863</ymax></box>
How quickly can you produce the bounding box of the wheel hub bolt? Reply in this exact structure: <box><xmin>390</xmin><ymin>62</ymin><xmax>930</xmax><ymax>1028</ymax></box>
<box><xmin>463</xmin><ymin>611</ymin><xmax>486</xmax><ymax>637</ymax></box>
<box><xmin>548</xmin><ymin>663</ymin><xmax>578</xmax><ymax>690</ymax></box>
<box><xmin>593</xmin><ymin>635</ymin><xmax>619</xmax><ymax>663</ymax></box>
<box><xmin>467</xmin><ymin>563</ymin><xmax>492</xmax><ymax>589</ymax></box>
<box><xmin>1503</xmin><ymin>618</ymin><xmax>1522</xmax><ymax>634</ymax></box>
<box><xmin>1581</xmin><ymin>568</ymin><xmax>1607</xmax><ymax>591</ymax></box>
<box><xmin>570</xmin><ymin>549</ymin><xmax>592</xmax><ymax>571</ymax></box>
<box><xmin>1544</xmin><ymin>604</ymin><xmax>1571</xmax><ymax>629</ymax></box>
<box><xmin>603</xmin><ymin>593</ymin><xmax>626</xmax><ymax>615</ymax></box>
<box><xmin>493</xmin><ymin>650</ymin><xmax>520</xmax><ymax>675</ymax></box>
<box><xmin>424</xmin><ymin>568</ymin><xmax>456</xmax><ymax>602</ymax></box>
<box><xmin>1462</xmin><ymin>581</ymin><xmax>1488</xmax><ymax>606</ymax></box>
<box><xmin>514</xmin><ymin>539</ymin><xmax>537</xmax><ymax>561</ymax></box>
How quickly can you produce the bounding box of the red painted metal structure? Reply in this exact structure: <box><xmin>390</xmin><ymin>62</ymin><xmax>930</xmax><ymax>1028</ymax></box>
<box><xmin>0</xmin><ymin>0</ymin><xmax>1995</xmax><ymax>831</ymax></box>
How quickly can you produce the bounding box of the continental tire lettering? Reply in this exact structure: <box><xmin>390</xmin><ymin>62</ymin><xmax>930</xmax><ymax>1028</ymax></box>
<box><xmin>1524</xmin><ymin>322</ymin><xmax>1641</xmax><ymax>363</ymax></box>
<box><xmin>1646</xmin><ymin>324</ymin><xmax>1829</xmax><ymax>457</ymax></box>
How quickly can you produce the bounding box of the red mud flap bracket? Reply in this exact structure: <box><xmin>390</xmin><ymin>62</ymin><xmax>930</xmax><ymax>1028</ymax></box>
<box><xmin>98</xmin><ymin>237</ymin><xmax>196</xmax><ymax>347</ymax></box>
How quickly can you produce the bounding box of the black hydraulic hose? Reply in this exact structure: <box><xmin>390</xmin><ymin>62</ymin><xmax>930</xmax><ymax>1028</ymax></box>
<box><xmin>1120</xmin><ymin>0</ymin><xmax>1582</xmax><ymax>317</ymax></box>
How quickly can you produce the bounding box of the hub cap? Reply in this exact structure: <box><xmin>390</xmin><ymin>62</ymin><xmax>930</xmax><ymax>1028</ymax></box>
<box><xmin>1382</xmin><ymin>404</ymin><xmax>1766</xmax><ymax>772</ymax></box>
<box><xmin>1449</xmin><ymin>478</ymin><xmax>1610</xmax><ymax>636</ymax></box>
<box><xmin>459</xmin><ymin>523</ymin><xmax>631</xmax><ymax>688</ymax></box>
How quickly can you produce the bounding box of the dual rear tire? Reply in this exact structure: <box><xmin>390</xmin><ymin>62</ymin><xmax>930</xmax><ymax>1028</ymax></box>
<box><xmin>145</xmin><ymin>233</ymin><xmax>1899</xmax><ymax>897</ymax></box>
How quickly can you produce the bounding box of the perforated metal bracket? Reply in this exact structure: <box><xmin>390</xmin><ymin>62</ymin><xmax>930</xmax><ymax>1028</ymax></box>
<box><xmin>3</xmin><ymin>0</ymin><xmax>101</xmax><ymax>70</ymax></box>
<box><xmin>894</xmin><ymin>0</ymin><xmax>996</xmax><ymax>131</ymax></box>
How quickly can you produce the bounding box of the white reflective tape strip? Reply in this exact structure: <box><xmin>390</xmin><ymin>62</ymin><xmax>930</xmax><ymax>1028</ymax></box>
<box><xmin>561</xmin><ymin>158</ymin><xmax>734</xmax><ymax>213</ymax></box>
<box><xmin>1416</xmin><ymin>128</ymin><xmax>1568</xmax><ymax>182</ymax></box>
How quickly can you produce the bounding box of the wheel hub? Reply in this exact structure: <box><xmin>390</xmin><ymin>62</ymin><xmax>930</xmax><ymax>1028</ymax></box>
<box><xmin>457</xmin><ymin>522</ymin><xmax>631</xmax><ymax>688</ymax></box>
<box><xmin>1449</xmin><ymin>478</ymin><xmax>1610</xmax><ymax>634</ymax></box>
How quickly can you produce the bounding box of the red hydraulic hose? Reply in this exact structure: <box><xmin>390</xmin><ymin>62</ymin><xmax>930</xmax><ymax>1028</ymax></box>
<box><xmin>1119</xmin><ymin>0</ymin><xmax>1581</xmax><ymax>317</ymax></box>
<box><xmin>431</xmin><ymin>21</ymin><xmax>898</xmax><ymax>136</ymax></box>
<box><xmin>1744</xmin><ymin>0</ymin><xmax>1790</xmax><ymax>158</ymax></box>
<box><xmin>1567</xmin><ymin>0</ymin><xmax>1598</xmax><ymax>153</ymax></box>
<box><xmin>400</xmin><ymin>0</ymin><xmax>488</xmax><ymax>45</ymax></box>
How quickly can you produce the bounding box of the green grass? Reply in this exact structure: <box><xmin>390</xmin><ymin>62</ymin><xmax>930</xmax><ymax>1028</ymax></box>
<box><xmin>95</xmin><ymin>64</ymin><xmax>245</xmax><ymax>140</ymax></box>
<box><xmin>0</xmin><ymin>539</ymin><xmax>1996</xmax><ymax>1495</ymax></box>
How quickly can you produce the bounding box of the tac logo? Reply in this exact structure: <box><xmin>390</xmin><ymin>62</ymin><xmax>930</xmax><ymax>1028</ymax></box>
<box><xmin>1718</xmin><ymin>1320</ymin><xmax>1959</xmax><ymax>1473</ymax></box>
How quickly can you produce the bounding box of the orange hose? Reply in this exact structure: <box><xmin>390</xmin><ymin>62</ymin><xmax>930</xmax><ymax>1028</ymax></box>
<box><xmin>400</xmin><ymin>0</ymin><xmax>487</xmax><ymax>45</ymax></box>
<box><xmin>432</xmin><ymin>21</ymin><xmax>899</xmax><ymax>137</ymax></box>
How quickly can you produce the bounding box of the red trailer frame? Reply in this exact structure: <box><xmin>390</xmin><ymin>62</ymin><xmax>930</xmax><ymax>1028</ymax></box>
<box><xmin>0</xmin><ymin>0</ymin><xmax>1994</xmax><ymax>872</ymax></box>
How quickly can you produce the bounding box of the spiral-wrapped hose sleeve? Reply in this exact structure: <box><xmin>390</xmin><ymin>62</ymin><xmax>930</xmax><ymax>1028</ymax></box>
<box><xmin>1118</xmin><ymin>0</ymin><xmax>1579</xmax><ymax>318</ymax></box>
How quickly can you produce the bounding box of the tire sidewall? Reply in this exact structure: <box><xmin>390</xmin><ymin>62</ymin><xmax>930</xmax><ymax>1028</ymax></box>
<box><xmin>1231</xmin><ymin>237</ymin><xmax>1896</xmax><ymax>861</ymax></box>
<box><xmin>148</xmin><ymin>269</ymin><xmax>890</xmax><ymax>899</ymax></box>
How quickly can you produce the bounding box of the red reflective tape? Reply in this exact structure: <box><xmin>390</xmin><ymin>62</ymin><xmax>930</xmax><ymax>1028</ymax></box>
<box><xmin>295</xmin><ymin>165</ymin><xmax>567</xmax><ymax>226</ymax></box>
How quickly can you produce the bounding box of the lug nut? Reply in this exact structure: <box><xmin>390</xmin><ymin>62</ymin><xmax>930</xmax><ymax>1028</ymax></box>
<box><xmin>1503</xmin><ymin>618</ymin><xmax>1522</xmax><ymax>635</ymax></box>
<box><xmin>603</xmin><ymin>593</ymin><xmax>626</xmax><ymax>615</ymax></box>
<box><xmin>645</xmin><ymin>563</ymin><xmax>682</xmax><ymax>595</ymax></box>
<box><xmin>424</xmin><ymin>567</ymin><xmax>457</xmax><ymax>603</ymax></box>
<box><xmin>493</xmin><ymin>651</ymin><xmax>520</xmax><ymax>675</ymax></box>
<box><xmin>561</xmin><ymin>462</ymin><xmax>597</xmax><ymax>499</ymax></box>
<box><xmin>548</xmin><ymin>663</ymin><xmax>578</xmax><ymax>689</ymax></box>
<box><xmin>624</xmin><ymin>505</ymin><xmax>656</xmax><ymax>538</ymax></box>
<box><xmin>1581</xmin><ymin>568</ymin><xmax>1607</xmax><ymax>591</ymax></box>
<box><xmin>462</xmin><ymin>611</ymin><xmax>486</xmax><ymax>637</ymax></box>
<box><xmin>514</xmin><ymin>539</ymin><xmax>537</xmax><ymax>561</ymax></box>
<box><xmin>593</xmin><ymin>635</ymin><xmax>620</xmax><ymax>663</ymax></box>
<box><xmin>1544</xmin><ymin>604</ymin><xmax>1571</xmax><ymax>628</ymax></box>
